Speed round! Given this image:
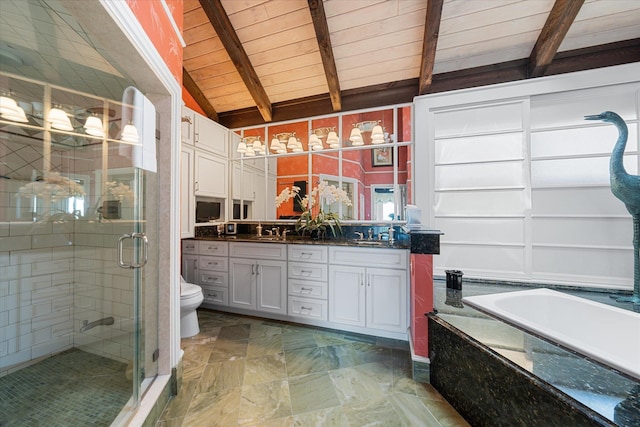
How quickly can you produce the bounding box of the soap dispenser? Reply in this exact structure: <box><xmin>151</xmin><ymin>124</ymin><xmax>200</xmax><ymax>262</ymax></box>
<box><xmin>256</xmin><ymin>223</ymin><xmax>262</xmax><ymax>237</ymax></box>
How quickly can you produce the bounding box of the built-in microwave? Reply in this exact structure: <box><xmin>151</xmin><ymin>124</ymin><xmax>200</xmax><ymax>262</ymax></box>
<box><xmin>195</xmin><ymin>200</ymin><xmax>221</xmax><ymax>223</ymax></box>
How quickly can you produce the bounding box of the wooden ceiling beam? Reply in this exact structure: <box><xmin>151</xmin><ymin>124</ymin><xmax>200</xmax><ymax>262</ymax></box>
<box><xmin>308</xmin><ymin>0</ymin><xmax>341</xmax><ymax>112</ymax></box>
<box><xmin>218</xmin><ymin>39</ymin><xmax>640</xmax><ymax>129</ymax></box>
<box><xmin>528</xmin><ymin>0</ymin><xmax>585</xmax><ymax>78</ymax></box>
<box><xmin>419</xmin><ymin>0</ymin><xmax>444</xmax><ymax>95</ymax></box>
<box><xmin>183</xmin><ymin>68</ymin><xmax>219</xmax><ymax>122</ymax></box>
<box><xmin>198</xmin><ymin>0</ymin><xmax>272</xmax><ymax>122</ymax></box>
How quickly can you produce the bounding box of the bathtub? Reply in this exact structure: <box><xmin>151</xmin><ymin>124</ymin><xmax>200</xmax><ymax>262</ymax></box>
<box><xmin>462</xmin><ymin>288</ymin><xmax>640</xmax><ymax>379</ymax></box>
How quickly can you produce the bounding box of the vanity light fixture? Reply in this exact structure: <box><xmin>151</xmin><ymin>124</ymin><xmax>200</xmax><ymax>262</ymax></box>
<box><xmin>0</xmin><ymin>94</ymin><xmax>28</xmax><ymax>123</ymax></box>
<box><xmin>287</xmin><ymin>134</ymin><xmax>298</xmax><ymax>150</ymax></box>
<box><xmin>237</xmin><ymin>141</ymin><xmax>247</xmax><ymax>153</ymax></box>
<box><xmin>83</xmin><ymin>115</ymin><xmax>105</xmax><ymax>138</ymax></box>
<box><xmin>349</xmin><ymin>125</ymin><xmax>364</xmax><ymax>146</ymax></box>
<box><xmin>48</xmin><ymin>106</ymin><xmax>74</xmax><ymax>131</ymax></box>
<box><xmin>121</xmin><ymin>122</ymin><xmax>139</xmax><ymax>144</ymax></box>
<box><xmin>326</xmin><ymin>131</ymin><xmax>340</xmax><ymax>148</ymax></box>
<box><xmin>292</xmin><ymin>138</ymin><xmax>304</xmax><ymax>153</ymax></box>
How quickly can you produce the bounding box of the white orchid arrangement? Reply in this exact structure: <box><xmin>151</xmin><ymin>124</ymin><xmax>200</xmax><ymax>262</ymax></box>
<box><xmin>17</xmin><ymin>171</ymin><xmax>86</xmax><ymax>202</ymax></box>
<box><xmin>104</xmin><ymin>181</ymin><xmax>134</xmax><ymax>203</ymax></box>
<box><xmin>276</xmin><ymin>180</ymin><xmax>352</xmax><ymax>237</ymax></box>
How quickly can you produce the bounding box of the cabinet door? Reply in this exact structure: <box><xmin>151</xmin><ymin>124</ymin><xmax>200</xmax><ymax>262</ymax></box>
<box><xmin>181</xmin><ymin>254</ymin><xmax>198</xmax><ymax>284</ymax></box>
<box><xmin>366</xmin><ymin>267</ymin><xmax>407</xmax><ymax>333</ymax></box>
<box><xmin>329</xmin><ymin>265</ymin><xmax>365</xmax><ymax>327</ymax></box>
<box><xmin>256</xmin><ymin>260</ymin><xmax>287</xmax><ymax>315</ymax></box>
<box><xmin>181</xmin><ymin>107</ymin><xmax>195</xmax><ymax>145</ymax></box>
<box><xmin>229</xmin><ymin>259</ymin><xmax>255</xmax><ymax>309</ymax></box>
<box><xmin>195</xmin><ymin>151</ymin><xmax>227</xmax><ymax>198</ymax></box>
<box><xmin>195</xmin><ymin>114</ymin><xmax>228</xmax><ymax>156</ymax></box>
<box><xmin>180</xmin><ymin>145</ymin><xmax>195</xmax><ymax>238</ymax></box>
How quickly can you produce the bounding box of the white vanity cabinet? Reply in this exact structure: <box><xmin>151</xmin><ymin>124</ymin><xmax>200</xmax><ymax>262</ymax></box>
<box><xmin>288</xmin><ymin>245</ymin><xmax>328</xmax><ymax>322</ymax></box>
<box><xmin>328</xmin><ymin>246</ymin><xmax>408</xmax><ymax>334</ymax></box>
<box><xmin>198</xmin><ymin>241</ymin><xmax>229</xmax><ymax>306</ymax></box>
<box><xmin>229</xmin><ymin>242</ymin><xmax>287</xmax><ymax>315</ymax></box>
<box><xmin>181</xmin><ymin>240</ymin><xmax>229</xmax><ymax>307</ymax></box>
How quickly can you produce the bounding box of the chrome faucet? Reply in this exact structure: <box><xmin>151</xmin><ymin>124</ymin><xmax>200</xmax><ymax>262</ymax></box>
<box><xmin>354</xmin><ymin>231</ymin><xmax>364</xmax><ymax>240</ymax></box>
<box><xmin>282</xmin><ymin>229</ymin><xmax>290</xmax><ymax>240</ymax></box>
<box><xmin>272</xmin><ymin>227</ymin><xmax>281</xmax><ymax>238</ymax></box>
<box><xmin>368</xmin><ymin>228</ymin><xmax>374</xmax><ymax>240</ymax></box>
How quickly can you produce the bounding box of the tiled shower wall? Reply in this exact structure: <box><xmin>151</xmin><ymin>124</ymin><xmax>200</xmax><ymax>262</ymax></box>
<box><xmin>0</xmin><ymin>144</ymin><xmax>135</xmax><ymax>374</ymax></box>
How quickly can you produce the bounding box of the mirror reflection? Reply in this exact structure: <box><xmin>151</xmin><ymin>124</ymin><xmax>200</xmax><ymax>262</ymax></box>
<box><xmin>232</xmin><ymin>105</ymin><xmax>413</xmax><ymax>223</ymax></box>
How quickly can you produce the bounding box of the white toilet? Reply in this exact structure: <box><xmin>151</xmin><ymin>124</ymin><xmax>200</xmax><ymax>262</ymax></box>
<box><xmin>180</xmin><ymin>276</ymin><xmax>204</xmax><ymax>338</ymax></box>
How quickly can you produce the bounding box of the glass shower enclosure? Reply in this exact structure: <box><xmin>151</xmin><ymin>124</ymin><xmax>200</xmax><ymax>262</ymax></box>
<box><xmin>0</xmin><ymin>70</ymin><xmax>159</xmax><ymax>425</ymax></box>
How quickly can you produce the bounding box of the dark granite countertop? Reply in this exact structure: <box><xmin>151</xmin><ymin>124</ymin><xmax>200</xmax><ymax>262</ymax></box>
<box><xmin>186</xmin><ymin>234</ymin><xmax>411</xmax><ymax>249</ymax></box>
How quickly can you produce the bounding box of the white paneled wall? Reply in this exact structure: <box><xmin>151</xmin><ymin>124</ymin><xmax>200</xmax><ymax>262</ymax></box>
<box><xmin>415</xmin><ymin>65</ymin><xmax>640</xmax><ymax>289</ymax></box>
<box><xmin>529</xmin><ymin>83</ymin><xmax>639</xmax><ymax>287</ymax></box>
<box><xmin>433</xmin><ymin>100</ymin><xmax>529</xmax><ymax>280</ymax></box>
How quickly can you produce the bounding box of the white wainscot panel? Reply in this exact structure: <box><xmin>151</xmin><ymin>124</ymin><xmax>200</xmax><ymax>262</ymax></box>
<box><xmin>436</xmin><ymin>244</ymin><xmax>525</xmax><ymax>274</ymax></box>
<box><xmin>435</xmin><ymin>217</ymin><xmax>525</xmax><ymax>244</ymax></box>
<box><xmin>434</xmin><ymin>102</ymin><xmax>523</xmax><ymax>138</ymax></box>
<box><xmin>531</xmin><ymin>187</ymin><xmax>633</xmax><ymax>216</ymax></box>
<box><xmin>436</xmin><ymin>161</ymin><xmax>524</xmax><ymax>189</ymax></box>
<box><xmin>435</xmin><ymin>190</ymin><xmax>526</xmax><ymax>215</ymax></box>
<box><xmin>435</xmin><ymin>132</ymin><xmax>524</xmax><ymax>164</ymax></box>
<box><xmin>532</xmin><ymin>246</ymin><xmax>633</xmax><ymax>283</ymax></box>
<box><xmin>531</xmin><ymin>126</ymin><xmax>638</xmax><ymax>158</ymax></box>
<box><xmin>531</xmin><ymin>83</ymin><xmax>640</xmax><ymax>129</ymax></box>
<box><xmin>531</xmin><ymin>155</ymin><xmax>637</xmax><ymax>187</ymax></box>
<box><xmin>532</xmin><ymin>217</ymin><xmax>634</xmax><ymax>247</ymax></box>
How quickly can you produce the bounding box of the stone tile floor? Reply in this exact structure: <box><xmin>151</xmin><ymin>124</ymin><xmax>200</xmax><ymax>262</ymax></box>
<box><xmin>157</xmin><ymin>309</ymin><xmax>469</xmax><ymax>426</ymax></box>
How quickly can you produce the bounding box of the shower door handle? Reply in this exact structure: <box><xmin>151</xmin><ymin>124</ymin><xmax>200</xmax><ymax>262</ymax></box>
<box><xmin>117</xmin><ymin>233</ymin><xmax>149</xmax><ymax>269</ymax></box>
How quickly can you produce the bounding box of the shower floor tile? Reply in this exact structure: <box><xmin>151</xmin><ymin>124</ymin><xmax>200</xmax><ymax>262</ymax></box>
<box><xmin>0</xmin><ymin>349</ymin><xmax>130</xmax><ymax>426</ymax></box>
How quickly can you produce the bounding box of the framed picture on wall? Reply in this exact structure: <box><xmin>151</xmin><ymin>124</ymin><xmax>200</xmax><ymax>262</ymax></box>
<box><xmin>372</xmin><ymin>147</ymin><xmax>393</xmax><ymax>167</ymax></box>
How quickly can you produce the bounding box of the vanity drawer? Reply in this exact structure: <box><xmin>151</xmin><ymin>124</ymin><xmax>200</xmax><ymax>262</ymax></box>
<box><xmin>288</xmin><ymin>296</ymin><xmax>327</xmax><ymax>321</ymax></box>
<box><xmin>328</xmin><ymin>246</ymin><xmax>408</xmax><ymax>269</ymax></box>
<box><xmin>182</xmin><ymin>240</ymin><xmax>198</xmax><ymax>254</ymax></box>
<box><xmin>288</xmin><ymin>279</ymin><xmax>327</xmax><ymax>299</ymax></box>
<box><xmin>201</xmin><ymin>285</ymin><xmax>228</xmax><ymax>306</ymax></box>
<box><xmin>230</xmin><ymin>242</ymin><xmax>287</xmax><ymax>260</ymax></box>
<box><xmin>288</xmin><ymin>262</ymin><xmax>328</xmax><ymax>281</ymax></box>
<box><xmin>288</xmin><ymin>244</ymin><xmax>328</xmax><ymax>263</ymax></box>
<box><xmin>199</xmin><ymin>240</ymin><xmax>228</xmax><ymax>256</ymax></box>
<box><xmin>198</xmin><ymin>256</ymin><xmax>228</xmax><ymax>272</ymax></box>
<box><xmin>199</xmin><ymin>271</ymin><xmax>228</xmax><ymax>287</ymax></box>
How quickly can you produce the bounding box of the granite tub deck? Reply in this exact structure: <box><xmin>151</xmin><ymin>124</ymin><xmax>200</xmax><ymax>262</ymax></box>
<box><xmin>429</xmin><ymin>281</ymin><xmax>640</xmax><ymax>427</ymax></box>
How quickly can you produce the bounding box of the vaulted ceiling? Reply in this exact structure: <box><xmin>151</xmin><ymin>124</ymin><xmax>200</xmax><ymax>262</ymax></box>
<box><xmin>182</xmin><ymin>0</ymin><xmax>640</xmax><ymax>129</ymax></box>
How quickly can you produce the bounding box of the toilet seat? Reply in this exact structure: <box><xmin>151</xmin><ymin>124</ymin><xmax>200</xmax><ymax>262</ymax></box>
<box><xmin>181</xmin><ymin>282</ymin><xmax>202</xmax><ymax>298</ymax></box>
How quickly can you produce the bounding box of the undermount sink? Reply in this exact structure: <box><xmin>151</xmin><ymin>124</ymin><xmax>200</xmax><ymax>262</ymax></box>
<box><xmin>254</xmin><ymin>236</ymin><xmax>281</xmax><ymax>241</ymax></box>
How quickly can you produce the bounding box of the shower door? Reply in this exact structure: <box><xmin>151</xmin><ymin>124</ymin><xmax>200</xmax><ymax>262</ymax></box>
<box><xmin>0</xmin><ymin>72</ymin><xmax>159</xmax><ymax>425</ymax></box>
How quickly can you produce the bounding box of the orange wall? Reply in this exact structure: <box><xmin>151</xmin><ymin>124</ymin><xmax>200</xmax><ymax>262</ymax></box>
<box><xmin>126</xmin><ymin>0</ymin><xmax>183</xmax><ymax>85</ymax></box>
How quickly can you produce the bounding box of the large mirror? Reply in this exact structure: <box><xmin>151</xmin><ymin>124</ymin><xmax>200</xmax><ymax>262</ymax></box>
<box><xmin>231</xmin><ymin>105</ymin><xmax>412</xmax><ymax>223</ymax></box>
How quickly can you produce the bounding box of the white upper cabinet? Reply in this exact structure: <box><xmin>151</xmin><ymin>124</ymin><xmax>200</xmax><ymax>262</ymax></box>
<box><xmin>195</xmin><ymin>112</ymin><xmax>228</xmax><ymax>157</ymax></box>
<box><xmin>195</xmin><ymin>151</ymin><xmax>227</xmax><ymax>198</ymax></box>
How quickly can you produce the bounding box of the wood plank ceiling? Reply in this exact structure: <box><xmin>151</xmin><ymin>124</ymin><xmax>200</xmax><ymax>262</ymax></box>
<box><xmin>183</xmin><ymin>0</ymin><xmax>640</xmax><ymax>128</ymax></box>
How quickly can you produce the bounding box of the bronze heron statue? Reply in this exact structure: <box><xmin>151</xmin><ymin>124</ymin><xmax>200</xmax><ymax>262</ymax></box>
<box><xmin>585</xmin><ymin>111</ymin><xmax>640</xmax><ymax>305</ymax></box>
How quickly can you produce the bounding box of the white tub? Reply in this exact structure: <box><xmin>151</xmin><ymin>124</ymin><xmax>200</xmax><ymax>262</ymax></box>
<box><xmin>462</xmin><ymin>288</ymin><xmax>640</xmax><ymax>379</ymax></box>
